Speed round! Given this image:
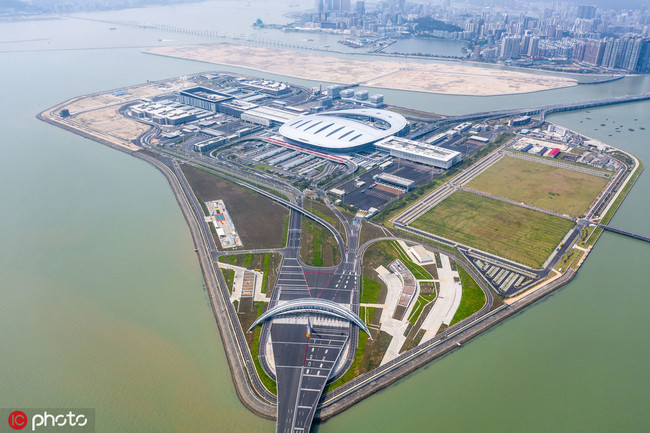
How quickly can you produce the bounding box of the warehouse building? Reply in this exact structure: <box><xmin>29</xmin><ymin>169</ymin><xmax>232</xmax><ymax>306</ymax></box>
<box><xmin>178</xmin><ymin>87</ymin><xmax>234</xmax><ymax>111</ymax></box>
<box><xmin>375</xmin><ymin>136</ymin><xmax>462</xmax><ymax>169</ymax></box>
<box><xmin>130</xmin><ymin>101</ymin><xmax>212</xmax><ymax>125</ymax></box>
<box><xmin>373</xmin><ymin>173</ymin><xmax>415</xmax><ymax>191</ymax></box>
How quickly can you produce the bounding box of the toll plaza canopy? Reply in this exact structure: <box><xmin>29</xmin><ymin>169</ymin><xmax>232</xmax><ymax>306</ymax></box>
<box><xmin>248</xmin><ymin>297</ymin><xmax>371</xmax><ymax>336</ymax></box>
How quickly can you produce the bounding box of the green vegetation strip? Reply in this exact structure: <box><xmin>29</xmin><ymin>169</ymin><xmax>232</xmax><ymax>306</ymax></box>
<box><xmin>261</xmin><ymin>253</ymin><xmax>271</xmax><ymax>293</ymax></box>
<box><xmin>282</xmin><ymin>214</ymin><xmax>289</xmax><ymax>247</ymax></box>
<box><xmin>250</xmin><ymin>328</ymin><xmax>277</xmax><ymax>395</ymax></box>
<box><xmin>412</xmin><ymin>190</ymin><xmax>574</xmax><ymax>268</ymax></box>
<box><xmin>407</xmin><ymin>294</ymin><xmax>436</xmax><ymax>325</ymax></box>
<box><xmin>449</xmin><ymin>267</ymin><xmax>486</xmax><ymax>326</ymax></box>
<box><xmin>391</xmin><ymin>241</ymin><xmax>432</xmax><ymax>280</ymax></box>
<box><xmin>221</xmin><ymin>268</ymin><xmax>235</xmax><ymax>293</ymax></box>
<box><xmin>360</xmin><ymin>275</ymin><xmax>382</xmax><ymax>304</ymax></box>
<box><xmin>302</xmin><ymin>217</ymin><xmax>323</xmax><ymax>266</ymax></box>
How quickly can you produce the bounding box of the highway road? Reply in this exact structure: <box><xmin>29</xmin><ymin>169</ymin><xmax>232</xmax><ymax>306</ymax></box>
<box><xmin>256</xmin><ymin>192</ymin><xmax>364</xmax><ymax>433</ymax></box>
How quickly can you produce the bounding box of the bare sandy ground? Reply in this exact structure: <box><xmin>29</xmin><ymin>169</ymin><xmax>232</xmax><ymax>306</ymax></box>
<box><xmin>74</xmin><ymin>107</ymin><xmax>149</xmax><ymax>142</ymax></box>
<box><xmin>144</xmin><ymin>43</ymin><xmax>577</xmax><ymax>96</ymax></box>
<box><xmin>41</xmin><ymin>77</ymin><xmax>195</xmax><ymax>152</ymax></box>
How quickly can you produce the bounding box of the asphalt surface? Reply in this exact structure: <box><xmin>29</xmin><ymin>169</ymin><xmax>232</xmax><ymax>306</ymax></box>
<box><xmin>259</xmin><ymin>202</ymin><xmax>362</xmax><ymax>433</ymax></box>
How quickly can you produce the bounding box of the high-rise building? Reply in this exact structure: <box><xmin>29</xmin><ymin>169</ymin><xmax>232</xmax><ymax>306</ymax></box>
<box><xmin>521</xmin><ymin>35</ymin><xmax>531</xmax><ymax>55</ymax></box>
<box><xmin>601</xmin><ymin>38</ymin><xmax>616</xmax><ymax>68</ymax></box>
<box><xmin>573</xmin><ymin>41</ymin><xmax>586</xmax><ymax>61</ymax></box>
<box><xmin>583</xmin><ymin>39</ymin><xmax>606</xmax><ymax>65</ymax></box>
<box><xmin>623</xmin><ymin>38</ymin><xmax>642</xmax><ymax>70</ymax></box>
<box><xmin>528</xmin><ymin>36</ymin><xmax>540</xmax><ymax>57</ymax></box>
<box><xmin>577</xmin><ymin>5</ymin><xmax>596</xmax><ymax>19</ymax></box>
<box><xmin>635</xmin><ymin>39</ymin><xmax>650</xmax><ymax>72</ymax></box>
<box><xmin>500</xmin><ymin>36</ymin><xmax>521</xmax><ymax>59</ymax></box>
<box><xmin>356</xmin><ymin>0</ymin><xmax>365</xmax><ymax>15</ymax></box>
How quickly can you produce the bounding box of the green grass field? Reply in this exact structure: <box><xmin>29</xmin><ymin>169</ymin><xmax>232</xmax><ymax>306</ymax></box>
<box><xmin>449</xmin><ymin>267</ymin><xmax>486</xmax><ymax>326</ymax></box>
<box><xmin>467</xmin><ymin>156</ymin><xmax>609</xmax><ymax>216</ymax></box>
<box><xmin>300</xmin><ymin>217</ymin><xmax>341</xmax><ymax>267</ymax></box>
<box><xmin>412</xmin><ymin>190</ymin><xmax>574</xmax><ymax>268</ymax></box>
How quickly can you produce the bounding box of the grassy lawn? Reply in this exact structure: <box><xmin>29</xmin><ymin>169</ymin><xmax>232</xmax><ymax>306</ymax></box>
<box><xmin>360</xmin><ymin>275</ymin><xmax>383</xmax><ymax>304</ymax></box>
<box><xmin>262</xmin><ymin>253</ymin><xmax>271</xmax><ymax>293</ymax></box>
<box><xmin>412</xmin><ymin>190</ymin><xmax>574</xmax><ymax>268</ymax></box>
<box><xmin>282</xmin><ymin>214</ymin><xmax>289</xmax><ymax>247</ymax></box>
<box><xmin>221</xmin><ymin>268</ymin><xmax>234</xmax><ymax>293</ymax></box>
<box><xmin>360</xmin><ymin>306</ymin><xmax>377</xmax><ymax>327</ymax></box>
<box><xmin>250</xmin><ymin>327</ymin><xmax>277</xmax><ymax>395</ymax></box>
<box><xmin>449</xmin><ymin>267</ymin><xmax>486</xmax><ymax>326</ymax></box>
<box><xmin>300</xmin><ymin>217</ymin><xmax>341</xmax><ymax>267</ymax></box>
<box><xmin>304</xmin><ymin>198</ymin><xmax>348</xmax><ymax>245</ymax></box>
<box><xmin>300</xmin><ymin>217</ymin><xmax>340</xmax><ymax>266</ymax></box>
<box><xmin>555</xmin><ymin>248</ymin><xmax>585</xmax><ymax>272</ymax></box>
<box><xmin>468</xmin><ymin>156</ymin><xmax>609</xmax><ymax>216</ymax></box>
<box><xmin>359</xmin><ymin>220</ymin><xmax>390</xmax><ymax>246</ymax></box>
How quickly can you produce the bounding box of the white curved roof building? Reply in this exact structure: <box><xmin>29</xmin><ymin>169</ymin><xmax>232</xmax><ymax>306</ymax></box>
<box><xmin>278</xmin><ymin>108</ymin><xmax>407</xmax><ymax>153</ymax></box>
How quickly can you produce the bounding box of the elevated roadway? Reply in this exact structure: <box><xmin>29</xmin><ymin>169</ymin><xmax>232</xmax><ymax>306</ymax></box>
<box><xmin>409</xmin><ymin>92</ymin><xmax>650</xmax><ymax>140</ymax></box>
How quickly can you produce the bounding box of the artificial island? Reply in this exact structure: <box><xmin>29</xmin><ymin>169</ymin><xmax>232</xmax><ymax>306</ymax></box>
<box><xmin>39</xmin><ymin>56</ymin><xmax>648</xmax><ymax>433</ymax></box>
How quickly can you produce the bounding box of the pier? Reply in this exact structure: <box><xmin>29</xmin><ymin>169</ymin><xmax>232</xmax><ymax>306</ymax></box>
<box><xmin>595</xmin><ymin>223</ymin><xmax>650</xmax><ymax>243</ymax></box>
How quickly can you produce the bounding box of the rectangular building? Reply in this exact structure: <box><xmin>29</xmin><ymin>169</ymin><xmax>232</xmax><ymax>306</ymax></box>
<box><xmin>375</xmin><ymin>136</ymin><xmax>462</xmax><ymax>169</ymax></box>
<box><xmin>242</xmin><ymin>106</ymin><xmax>298</xmax><ymax>126</ymax></box>
<box><xmin>373</xmin><ymin>173</ymin><xmax>414</xmax><ymax>191</ymax></box>
<box><xmin>178</xmin><ymin>87</ymin><xmax>234</xmax><ymax>112</ymax></box>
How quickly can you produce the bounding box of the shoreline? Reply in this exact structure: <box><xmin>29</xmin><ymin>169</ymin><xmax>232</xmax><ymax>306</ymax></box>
<box><xmin>36</xmin><ymin>86</ymin><xmax>643</xmax><ymax>422</ymax></box>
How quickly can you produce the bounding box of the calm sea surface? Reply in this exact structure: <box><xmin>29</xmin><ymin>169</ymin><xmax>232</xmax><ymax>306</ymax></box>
<box><xmin>1</xmin><ymin>2</ymin><xmax>649</xmax><ymax>432</ymax></box>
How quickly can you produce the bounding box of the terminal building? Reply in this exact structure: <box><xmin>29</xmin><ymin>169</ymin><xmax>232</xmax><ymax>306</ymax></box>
<box><xmin>178</xmin><ymin>87</ymin><xmax>234</xmax><ymax>111</ymax></box>
<box><xmin>241</xmin><ymin>106</ymin><xmax>304</xmax><ymax>127</ymax></box>
<box><xmin>239</xmin><ymin>79</ymin><xmax>291</xmax><ymax>96</ymax></box>
<box><xmin>177</xmin><ymin>86</ymin><xmax>303</xmax><ymax>126</ymax></box>
<box><xmin>278</xmin><ymin>108</ymin><xmax>408</xmax><ymax>153</ymax></box>
<box><xmin>375</xmin><ymin>136</ymin><xmax>462</xmax><ymax>169</ymax></box>
<box><xmin>130</xmin><ymin>100</ymin><xmax>213</xmax><ymax>125</ymax></box>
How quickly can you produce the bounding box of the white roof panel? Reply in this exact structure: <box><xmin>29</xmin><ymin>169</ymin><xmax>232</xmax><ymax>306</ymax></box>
<box><xmin>279</xmin><ymin>109</ymin><xmax>407</xmax><ymax>151</ymax></box>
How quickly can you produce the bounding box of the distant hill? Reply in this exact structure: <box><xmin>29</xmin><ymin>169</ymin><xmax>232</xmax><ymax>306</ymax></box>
<box><xmin>0</xmin><ymin>0</ymin><xmax>43</xmax><ymax>13</ymax></box>
<box><xmin>411</xmin><ymin>17</ymin><xmax>462</xmax><ymax>34</ymax></box>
